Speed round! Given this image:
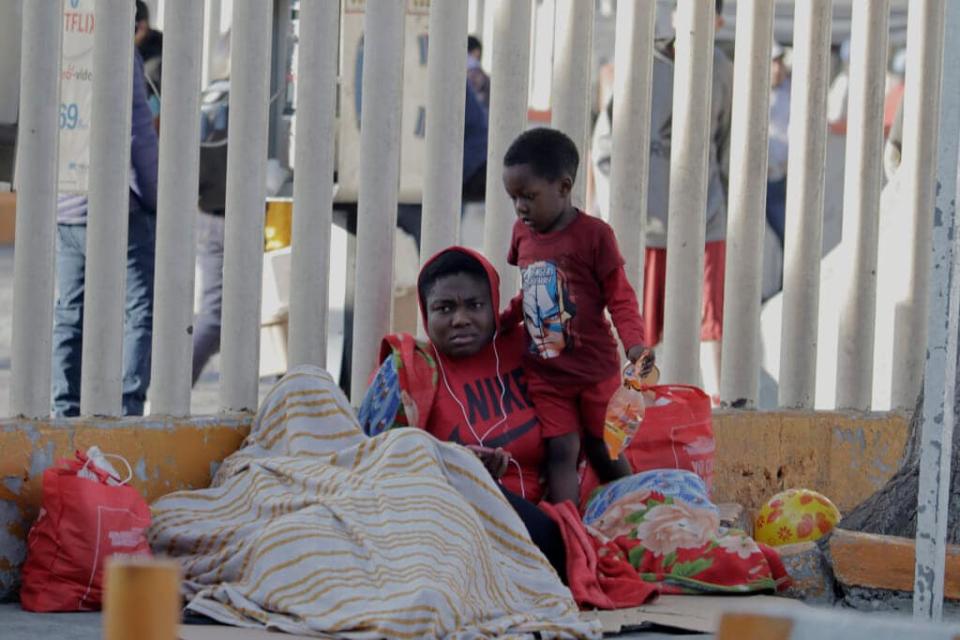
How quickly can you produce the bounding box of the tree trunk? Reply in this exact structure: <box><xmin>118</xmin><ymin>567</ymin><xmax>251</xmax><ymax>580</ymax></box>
<box><xmin>840</xmin><ymin>345</ymin><xmax>960</xmax><ymax>543</ymax></box>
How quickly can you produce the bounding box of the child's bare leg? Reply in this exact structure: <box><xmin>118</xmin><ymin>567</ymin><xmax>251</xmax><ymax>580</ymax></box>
<box><xmin>545</xmin><ymin>433</ymin><xmax>581</xmax><ymax>505</ymax></box>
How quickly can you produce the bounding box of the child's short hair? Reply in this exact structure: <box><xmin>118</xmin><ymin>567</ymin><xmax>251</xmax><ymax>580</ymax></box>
<box><xmin>503</xmin><ymin>127</ymin><xmax>579</xmax><ymax>183</ymax></box>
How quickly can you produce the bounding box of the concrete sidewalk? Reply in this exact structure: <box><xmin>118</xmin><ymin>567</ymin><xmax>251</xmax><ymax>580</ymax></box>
<box><xmin>0</xmin><ymin>604</ymin><xmax>711</xmax><ymax>639</ymax></box>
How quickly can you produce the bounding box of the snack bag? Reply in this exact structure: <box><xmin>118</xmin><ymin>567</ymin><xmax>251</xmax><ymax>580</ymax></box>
<box><xmin>603</xmin><ymin>364</ymin><xmax>647</xmax><ymax>459</ymax></box>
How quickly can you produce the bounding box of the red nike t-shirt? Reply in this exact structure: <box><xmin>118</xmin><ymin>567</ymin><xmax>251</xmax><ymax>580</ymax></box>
<box><xmin>507</xmin><ymin>211</ymin><xmax>646</xmax><ymax>387</ymax></box>
<box><xmin>425</xmin><ymin>329</ymin><xmax>559</xmax><ymax>503</ymax></box>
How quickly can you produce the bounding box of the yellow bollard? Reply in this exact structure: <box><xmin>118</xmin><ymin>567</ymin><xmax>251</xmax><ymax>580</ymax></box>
<box><xmin>103</xmin><ymin>556</ymin><xmax>182</xmax><ymax>640</ymax></box>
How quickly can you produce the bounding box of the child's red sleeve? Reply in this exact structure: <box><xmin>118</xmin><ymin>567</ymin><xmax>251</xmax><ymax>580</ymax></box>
<box><xmin>604</xmin><ymin>267</ymin><xmax>646</xmax><ymax>350</ymax></box>
<box><xmin>594</xmin><ymin>222</ymin><xmax>646</xmax><ymax>350</ymax></box>
<box><xmin>500</xmin><ymin>291</ymin><xmax>525</xmax><ymax>328</ymax></box>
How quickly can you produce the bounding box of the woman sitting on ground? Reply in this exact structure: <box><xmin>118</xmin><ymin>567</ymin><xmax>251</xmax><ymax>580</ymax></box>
<box><xmin>359</xmin><ymin>246</ymin><xmax>587</xmax><ymax>576</ymax></box>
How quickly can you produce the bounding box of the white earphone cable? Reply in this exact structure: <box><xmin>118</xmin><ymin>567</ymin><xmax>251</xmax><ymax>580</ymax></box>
<box><xmin>433</xmin><ymin>333</ymin><xmax>527</xmax><ymax>499</ymax></box>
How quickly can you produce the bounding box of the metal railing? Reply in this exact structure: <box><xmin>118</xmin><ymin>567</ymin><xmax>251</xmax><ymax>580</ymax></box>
<box><xmin>10</xmin><ymin>0</ymin><xmax>960</xmax><ymax>618</ymax></box>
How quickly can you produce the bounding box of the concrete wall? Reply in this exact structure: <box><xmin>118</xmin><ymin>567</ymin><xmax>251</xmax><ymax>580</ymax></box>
<box><xmin>0</xmin><ymin>409</ymin><xmax>909</xmax><ymax>600</ymax></box>
<box><xmin>0</xmin><ymin>415</ymin><xmax>250</xmax><ymax>600</ymax></box>
<box><xmin>712</xmin><ymin>410</ymin><xmax>909</xmax><ymax>515</ymax></box>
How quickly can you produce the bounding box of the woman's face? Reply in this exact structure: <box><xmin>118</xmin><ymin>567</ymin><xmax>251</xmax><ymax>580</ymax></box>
<box><xmin>425</xmin><ymin>273</ymin><xmax>495</xmax><ymax>358</ymax></box>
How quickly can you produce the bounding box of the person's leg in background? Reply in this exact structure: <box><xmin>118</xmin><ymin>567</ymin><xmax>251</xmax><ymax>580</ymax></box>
<box><xmin>192</xmin><ymin>211</ymin><xmax>225</xmax><ymax>385</ymax></box>
<box><xmin>52</xmin><ymin>224</ymin><xmax>88</xmax><ymax>417</ymax></box>
<box><xmin>122</xmin><ymin>206</ymin><xmax>157</xmax><ymax>415</ymax></box>
<box><xmin>765</xmin><ymin>177</ymin><xmax>787</xmax><ymax>247</ymax></box>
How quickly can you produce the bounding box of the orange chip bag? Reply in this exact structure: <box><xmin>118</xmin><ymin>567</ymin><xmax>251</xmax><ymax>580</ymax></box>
<box><xmin>603</xmin><ymin>363</ymin><xmax>648</xmax><ymax>459</ymax></box>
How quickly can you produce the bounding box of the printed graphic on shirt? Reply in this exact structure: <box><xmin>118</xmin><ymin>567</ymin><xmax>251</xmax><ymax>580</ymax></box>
<box><xmin>520</xmin><ymin>260</ymin><xmax>577</xmax><ymax>359</ymax></box>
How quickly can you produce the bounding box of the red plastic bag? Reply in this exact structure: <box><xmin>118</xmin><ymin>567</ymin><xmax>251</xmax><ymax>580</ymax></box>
<box><xmin>582</xmin><ymin>385</ymin><xmax>715</xmax><ymax>509</ymax></box>
<box><xmin>20</xmin><ymin>450</ymin><xmax>152</xmax><ymax>612</ymax></box>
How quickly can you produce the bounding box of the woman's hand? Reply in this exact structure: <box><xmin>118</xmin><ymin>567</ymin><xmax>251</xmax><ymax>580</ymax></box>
<box><xmin>627</xmin><ymin>345</ymin><xmax>656</xmax><ymax>378</ymax></box>
<box><xmin>467</xmin><ymin>445</ymin><xmax>511</xmax><ymax>479</ymax></box>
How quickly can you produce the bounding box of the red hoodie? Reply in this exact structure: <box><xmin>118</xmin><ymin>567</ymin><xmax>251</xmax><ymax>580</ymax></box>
<box><xmin>414</xmin><ymin>248</ymin><xmax>575</xmax><ymax>503</ymax></box>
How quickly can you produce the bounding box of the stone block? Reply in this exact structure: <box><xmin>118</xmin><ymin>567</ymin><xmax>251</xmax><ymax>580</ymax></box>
<box><xmin>828</xmin><ymin>528</ymin><xmax>960</xmax><ymax>600</ymax></box>
<box><xmin>776</xmin><ymin>541</ymin><xmax>837</xmax><ymax>604</ymax></box>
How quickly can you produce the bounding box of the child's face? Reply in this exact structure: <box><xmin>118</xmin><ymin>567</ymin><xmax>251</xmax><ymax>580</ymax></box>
<box><xmin>502</xmin><ymin>163</ymin><xmax>572</xmax><ymax>234</ymax></box>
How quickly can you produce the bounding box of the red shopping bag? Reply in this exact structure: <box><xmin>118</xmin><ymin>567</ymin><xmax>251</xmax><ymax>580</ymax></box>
<box><xmin>581</xmin><ymin>385</ymin><xmax>715</xmax><ymax>509</ymax></box>
<box><xmin>20</xmin><ymin>450</ymin><xmax>152</xmax><ymax>612</ymax></box>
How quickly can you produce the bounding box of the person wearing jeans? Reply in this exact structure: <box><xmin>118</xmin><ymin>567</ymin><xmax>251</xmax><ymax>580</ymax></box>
<box><xmin>52</xmin><ymin>206</ymin><xmax>157</xmax><ymax>416</ymax></box>
<box><xmin>191</xmin><ymin>211</ymin><xmax>224</xmax><ymax>384</ymax></box>
<box><xmin>52</xmin><ymin>49</ymin><xmax>159</xmax><ymax>417</ymax></box>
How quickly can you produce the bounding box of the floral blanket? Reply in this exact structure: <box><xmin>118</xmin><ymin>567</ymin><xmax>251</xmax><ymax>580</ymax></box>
<box><xmin>570</xmin><ymin>470</ymin><xmax>788</xmax><ymax>599</ymax></box>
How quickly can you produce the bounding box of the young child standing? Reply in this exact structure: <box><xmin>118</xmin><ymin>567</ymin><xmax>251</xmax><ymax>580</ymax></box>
<box><xmin>501</xmin><ymin>128</ymin><xmax>654</xmax><ymax>504</ymax></box>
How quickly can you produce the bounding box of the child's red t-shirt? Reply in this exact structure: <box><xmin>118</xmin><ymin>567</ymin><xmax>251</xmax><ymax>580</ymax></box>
<box><xmin>506</xmin><ymin>210</ymin><xmax>645</xmax><ymax>387</ymax></box>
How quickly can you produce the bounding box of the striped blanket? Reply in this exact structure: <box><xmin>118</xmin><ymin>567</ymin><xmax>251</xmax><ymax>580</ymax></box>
<box><xmin>149</xmin><ymin>366</ymin><xmax>598</xmax><ymax>639</ymax></box>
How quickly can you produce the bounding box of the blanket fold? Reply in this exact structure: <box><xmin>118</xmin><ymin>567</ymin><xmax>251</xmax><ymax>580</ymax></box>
<box><xmin>149</xmin><ymin>366</ymin><xmax>598</xmax><ymax>639</ymax></box>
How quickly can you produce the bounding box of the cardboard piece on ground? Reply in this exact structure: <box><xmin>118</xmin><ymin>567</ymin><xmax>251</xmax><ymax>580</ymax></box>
<box><xmin>583</xmin><ymin>594</ymin><xmax>809</xmax><ymax>634</ymax></box>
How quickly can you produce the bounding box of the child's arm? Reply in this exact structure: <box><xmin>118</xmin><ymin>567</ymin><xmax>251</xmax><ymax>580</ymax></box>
<box><xmin>584</xmin><ymin>433</ymin><xmax>633</xmax><ymax>483</ymax></box>
<box><xmin>499</xmin><ymin>291</ymin><xmax>525</xmax><ymax>329</ymax></box>
<box><xmin>545</xmin><ymin>433</ymin><xmax>581</xmax><ymax>505</ymax></box>
<box><xmin>603</xmin><ymin>265</ymin><xmax>651</xmax><ymax>365</ymax></box>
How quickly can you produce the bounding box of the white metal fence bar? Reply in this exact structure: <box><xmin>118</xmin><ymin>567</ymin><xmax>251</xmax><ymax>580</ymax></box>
<box><xmin>219</xmin><ymin>0</ymin><xmax>272</xmax><ymax>412</ymax></box>
<box><xmin>778</xmin><ymin>0</ymin><xmax>832</xmax><ymax>409</ymax></box>
<box><xmin>719</xmin><ymin>0</ymin><xmax>775</xmax><ymax>409</ymax></box>
<box><xmin>608</xmin><ymin>0</ymin><xmax>655</xmax><ymax>294</ymax></box>
<box><xmin>349</xmin><ymin>0</ymin><xmax>406</xmax><ymax>403</ymax></box>
<box><xmin>468</xmin><ymin>0</ymin><xmax>485</xmax><ymax>41</ymax></box>
<box><xmin>661</xmin><ymin>0</ymin><xmax>716</xmax><ymax>385</ymax></box>
<box><xmin>80</xmin><ymin>0</ymin><xmax>136</xmax><ymax>416</ymax></box>
<box><xmin>482</xmin><ymin>0</ymin><xmax>533</xmax><ymax>304</ymax></box>
<box><xmin>550</xmin><ymin>0</ymin><xmax>594</xmax><ymax>207</ymax></box>
<box><xmin>287</xmin><ymin>0</ymin><xmax>339</xmax><ymax>369</ymax></box>
<box><xmin>420</xmin><ymin>0</ymin><xmax>468</xmax><ymax>265</ymax></box>
<box><xmin>10</xmin><ymin>0</ymin><xmax>61</xmax><ymax>418</ymax></box>
<box><xmin>914</xmin><ymin>0</ymin><xmax>958</xmax><ymax>619</ymax></box>
<box><xmin>148</xmin><ymin>0</ymin><xmax>204</xmax><ymax>417</ymax></box>
<box><xmin>893</xmin><ymin>0</ymin><xmax>950</xmax><ymax>412</ymax></box>
<box><xmin>834</xmin><ymin>0</ymin><xmax>890</xmax><ymax>411</ymax></box>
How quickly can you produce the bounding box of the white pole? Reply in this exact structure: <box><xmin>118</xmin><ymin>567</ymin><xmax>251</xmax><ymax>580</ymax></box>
<box><xmin>914</xmin><ymin>0</ymin><xmax>958</xmax><ymax>620</ymax></box>
<box><xmin>482</xmin><ymin>0</ymin><xmax>533</xmax><ymax>305</ymax></box>
<box><xmin>834</xmin><ymin>0</ymin><xmax>890</xmax><ymax>411</ymax></box>
<box><xmin>893</xmin><ymin>0</ymin><xmax>949</xmax><ymax>411</ymax></box>
<box><xmin>203</xmin><ymin>0</ymin><xmax>222</xmax><ymax>87</ymax></box>
<box><xmin>80</xmin><ymin>0</ymin><xmax>135</xmax><ymax>417</ymax></box>
<box><xmin>287</xmin><ymin>0</ymin><xmax>338</xmax><ymax>368</ymax></box>
<box><xmin>550</xmin><ymin>0</ymin><xmax>594</xmax><ymax>207</ymax></box>
<box><xmin>778</xmin><ymin>0</ymin><xmax>832</xmax><ymax>409</ymax></box>
<box><xmin>10</xmin><ymin>0</ymin><xmax>61</xmax><ymax>418</ymax></box>
<box><xmin>219</xmin><ymin>0</ymin><xmax>272</xmax><ymax>412</ymax></box>
<box><xmin>608</xmin><ymin>0</ymin><xmax>655</xmax><ymax>293</ymax></box>
<box><xmin>469</xmin><ymin>0</ymin><xmax>484</xmax><ymax>39</ymax></box>
<box><xmin>420</xmin><ymin>0</ymin><xmax>468</xmax><ymax>266</ymax></box>
<box><xmin>660</xmin><ymin>0</ymin><xmax>716</xmax><ymax>385</ymax></box>
<box><xmin>349</xmin><ymin>0</ymin><xmax>406</xmax><ymax>404</ymax></box>
<box><xmin>148</xmin><ymin>0</ymin><xmax>204</xmax><ymax>417</ymax></box>
<box><xmin>719</xmin><ymin>0</ymin><xmax>775</xmax><ymax>409</ymax></box>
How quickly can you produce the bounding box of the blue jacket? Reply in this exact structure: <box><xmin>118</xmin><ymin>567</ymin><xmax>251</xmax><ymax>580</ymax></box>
<box><xmin>58</xmin><ymin>50</ymin><xmax>159</xmax><ymax>223</ymax></box>
<box><xmin>462</xmin><ymin>81</ymin><xmax>488</xmax><ymax>184</ymax></box>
